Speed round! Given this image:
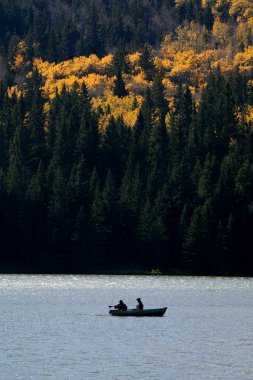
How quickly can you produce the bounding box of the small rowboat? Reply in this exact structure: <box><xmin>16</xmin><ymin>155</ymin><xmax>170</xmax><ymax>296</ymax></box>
<box><xmin>109</xmin><ymin>306</ymin><xmax>167</xmax><ymax>317</ymax></box>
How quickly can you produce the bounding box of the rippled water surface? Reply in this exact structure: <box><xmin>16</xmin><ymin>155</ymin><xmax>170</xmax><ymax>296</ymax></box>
<box><xmin>0</xmin><ymin>275</ymin><xmax>253</xmax><ymax>379</ymax></box>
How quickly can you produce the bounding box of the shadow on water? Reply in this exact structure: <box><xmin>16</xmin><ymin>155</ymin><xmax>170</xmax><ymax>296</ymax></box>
<box><xmin>80</xmin><ymin>313</ymin><xmax>169</xmax><ymax>317</ymax></box>
<box><xmin>80</xmin><ymin>313</ymin><xmax>109</xmax><ymax>317</ymax></box>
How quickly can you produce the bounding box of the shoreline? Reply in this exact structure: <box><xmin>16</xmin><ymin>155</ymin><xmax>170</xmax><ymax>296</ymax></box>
<box><xmin>0</xmin><ymin>266</ymin><xmax>252</xmax><ymax>277</ymax></box>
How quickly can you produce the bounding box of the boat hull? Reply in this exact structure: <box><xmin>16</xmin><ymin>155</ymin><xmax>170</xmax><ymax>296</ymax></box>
<box><xmin>109</xmin><ymin>307</ymin><xmax>167</xmax><ymax>317</ymax></box>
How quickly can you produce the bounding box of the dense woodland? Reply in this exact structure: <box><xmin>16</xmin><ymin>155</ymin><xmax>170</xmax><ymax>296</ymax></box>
<box><xmin>0</xmin><ymin>0</ymin><xmax>253</xmax><ymax>274</ymax></box>
<box><xmin>0</xmin><ymin>0</ymin><xmax>217</xmax><ymax>64</ymax></box>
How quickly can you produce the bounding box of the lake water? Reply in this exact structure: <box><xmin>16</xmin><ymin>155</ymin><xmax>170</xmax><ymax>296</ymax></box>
<box><xmin>0</xmin><ymin>275</ymin><xmax>252</xmax><ymax>379</ymax></box>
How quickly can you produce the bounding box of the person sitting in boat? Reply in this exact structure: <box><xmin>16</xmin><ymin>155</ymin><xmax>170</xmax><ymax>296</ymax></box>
<box><xmin>114</xmin><ymin>300</ymin><xmax>127</xmax><ymax>310</ymax></box>
<box><xmin>136</xmin><ymin>298</ymin><xmax>143</xmax><ymax>310</ymax></box>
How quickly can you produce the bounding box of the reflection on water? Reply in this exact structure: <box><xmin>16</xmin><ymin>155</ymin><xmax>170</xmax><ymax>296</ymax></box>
<box><xmin>1</xmin><ymin>274</ymin><xmax>252</xmax><ymax>289</ymax></box>
<box><xmin>0</xmin><ymin>275</ymin><xmax>253</xmax><ymax>379</ymax></box>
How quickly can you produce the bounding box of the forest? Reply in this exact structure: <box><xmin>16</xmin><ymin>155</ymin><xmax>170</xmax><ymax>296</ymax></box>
<box><xmin>0</xmin><ymin>0</ymin><xmax>253</xmax><ymax>275</ymax></box>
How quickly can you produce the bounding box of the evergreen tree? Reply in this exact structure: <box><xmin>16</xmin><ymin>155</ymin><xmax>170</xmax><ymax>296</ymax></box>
<box><xmin>110</xmin><ymin>2</ymin><xmax>126</xmax><ymax>47</ymax></box>
<box><xmin>151</xmin><ymin>71</ymin><xmax>168</xmax><ymax>122</ymax></box>
<box><xmin>25</xmin><ymin>68</ymin><xmax>45</xmax><ymax>170</ymax></box>
<box><xmin>113</xmin><ymin>70</ymin><xmax>128</xmax><ymax>98</ymax></box>
<box><xmin>139</xmin><ymin>44</ymin><xmax>155</xmax><ymax>81</ymax></box>
<box><xmin>198</xmin><ymin>153</ymin><xmax>218</xmax><ymax>200</ymax></box>
<box><xmin>48</xmin><ymin>167</ymin><xmax>70</xmax><ymax>263</ymax></box>
<box><xmin>99</xmin><ymin>116</ymin><xmax>127</xmax><ymax>183</ymax></box>
<box><xmin>137</xmin><ymin>198</ymin><xmax>166</xmax><ymax>270</ymax></box>
<box><xmin>0</xmin><ymin>169</ymin><xmax>7</xmax><ymax>261</ymax></box>
<box><xmin>117</xmin><ymin>163</ymin><xmax>142</xmax><ymax>265</ymax></box>
<box><xmin>169</xmin><ymin>84</ymin><xmax>194</xmax><ymax>165</ymax></box>
<box><xmin>6</xmin><ymin>124</ymin><xmax>28</xmax><ymax>197</ymax></box>
<box><xmin>5</xmin><ymin>124</ymin><xmax>28</xmax><ymax>260</ymax></box>
<box><xmin>24</xmin><ymin>161</ymin><xmax>46</xmax><ymax>264</ymax></box>
<box><xmin>0</xmin><ymin>122</ymin><xmax>7</xmax><ymax>171</ymax></box>
<box><xmin>183</xmin><ymin>200</ymin><xmax>219</xmax><ymax>274</ymax></box>
<box><xmin>90</xmin><ymin>170</ymin><xmax>117</xmax><ymax>267</ymax></box>
<box><xmin>85</xmin><ymin>4</ymin><xmax>104</xmax><ymax>57</ymax></box>
<box><xmin>46</xmin><ymin>89</ymin><xmax>61</xmax><ymax>158</ymax></box>
<box><xmin>200</xmin><ymin>69</ymin><xmax>236</xmax><ymax>158</ymax></box>
<box><xmin>110</xmin><ymin>44</ymin><xmax>130</xmax><ymax>75</ymax></box>
<box><xmin>71</xmin><ymin>205</ymin><xmax>91</xmax><ymax>270</ymax></box>
<box><xmin>68</xmin><ymin>154</ymin><xmax>88</xmax><ymax>216</ymax></box>
<box><xmin>47</xmin><ymin>28</ymin><xmax>58</xmax><ymax>62</ymax></box>
<box><xmin>147</xmin><ymin>119</ymin><xmax>168</xmax><ymax>198</ymax></box>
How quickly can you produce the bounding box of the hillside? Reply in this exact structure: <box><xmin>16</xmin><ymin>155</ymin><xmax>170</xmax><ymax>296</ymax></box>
<box><xmin>5</xmin><ymin>0</ymin><xmax>253</xmax><ymax>127</ymax></box>
<box><xmin>0</xmin><ymin>0</ymin><xmax>253</xmax><ymax>274</ymax></box>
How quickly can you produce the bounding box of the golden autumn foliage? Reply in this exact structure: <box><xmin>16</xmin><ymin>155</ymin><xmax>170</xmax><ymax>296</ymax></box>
<box><xmin>244</xmin><ymin>105</ymin><xmax>253</xmax><ymax>126</ymax></box>
<box><xmin>175</xmin><ymin>22</ymin><xmax>209</xmax><ymax>52</ymax></box>
<box><xmin>11</xmin><ymin>40</ymin><xmax>29</xmax><ymax>71</ymax></box>
<box><xmin>126</xmin><ymin>72</ymin><xmax>149</xmax><ymax>95</ymax></box>
<box><xmin>128</xmin><ymin>52</ymin><xmax>141</xmax><ymax>68</ymax></box>
<box><xmin>28</xmin><ymin>39</ymin><xmax>253</xmax><ymax>125</ymax></box>
<box><xmin>212</xmin><ymin>18</ymin><xmax>231</xmax><ymax>47</ymax></box>
<box><xmin>234</xmin><ymin>46</ymin><xmax>253</xmax><ymax>72</ymax></box>
<box><xmin>236</xmin><ymin>19</ymin><xmax>253</xmax><ymax>49</ymax></box>
<box><xmin>170</xmin><ymin>50</ymin><xmax>198</xmax><ymax>81</ymax></box>
<box><xmin>229</xmin><ymin>0</ymin><xmax>253</xmax><ymax>22</ymax></box>
<box><xmin>7</xmin><ymin>85</ymin><xmax>22</xmax><ymax>98</ymax></box>
<box><xmin>10</xmin><ymin>2</ymin><xmax>253</xmax><ymax>127</ymax></box>
<box><xmin>12</xmin><ymin>54</ymin><xmax>24</xmax><ymax>69</ymax></box>
<box><xmin>201</xmin><ymin>0</ymin><xmax>213</xmax><ymax>7</ymax></box>
<box><xmin>235</xmin><ymin>103</ymin><xmax>253</xmax><ymax>128</ymax></box>
<box><xmin>93</xmin><ymin>93</ymin><xmax>142</xmax><ymax>129</ymax></box>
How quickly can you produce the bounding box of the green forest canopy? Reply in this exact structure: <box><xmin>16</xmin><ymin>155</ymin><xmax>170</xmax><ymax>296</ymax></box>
<box><xmin>0</xmin><ymin>0</ymin><xmax>253</xmax><ymax>275</ymax></box>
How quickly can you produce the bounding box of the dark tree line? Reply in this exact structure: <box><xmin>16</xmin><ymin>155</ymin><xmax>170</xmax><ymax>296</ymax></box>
<box><xmin>0</xmin><ymin>68</ymin><xmax>253</xmax><ymax>275</ymax></box>
<box><xmin>0</xmin><ymin>0</ymin><xmax>216</xmax><ymax>68</ymax></box>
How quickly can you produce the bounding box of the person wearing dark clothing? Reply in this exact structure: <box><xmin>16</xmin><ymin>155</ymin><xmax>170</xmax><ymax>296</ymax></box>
<box><xmin>136</xmin><ymin>298</ymin><xmax>143</xmax><ymax>310</ymax></box>
<box><xmin>115</xmin><ymin>300</ymin><xmax>127</xmax><ymax>310</ymax></box>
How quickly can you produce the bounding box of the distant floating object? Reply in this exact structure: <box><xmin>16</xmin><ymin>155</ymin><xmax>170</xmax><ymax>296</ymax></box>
<box><xmin>109</xmin><ymin>306</ymin><xmax>167</xmax><ymax>317</ymax></box>
<box><xmin>149</xmin><ymin>268</ymin><xmax>162</xmax><ymax>275</ymax></box>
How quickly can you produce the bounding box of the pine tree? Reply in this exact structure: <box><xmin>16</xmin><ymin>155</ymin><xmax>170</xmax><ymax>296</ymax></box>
<box><xmin>48</xmin><ymin>167</ymin><xmax>70</xmax><ymax>260</ymax></box>
<box><xmin>24</xmin><ymin>161</ymin><xmax>46</xmax><ymax>263</ymax></box>
<box><xmin>25</xmin><ymin>68</ymin><xmax>45</xmax><ymax>171</ymax></box>
<box><xmin>47</xmin><ymin>28</ymin><xmax>58</xmax><ymax>62</ymax></box>
<box><xmin>75</xmin><ymin>83</ymin><xmax>99</xmax><ymax>171</ymax></box>
<box><xmin>71</xmin><ymin>205</ymin><xmax>91</xmax><ymax>270</ymax></box>
<box><xmin>137</xmin><ymin>198</ymin><xmax>166</xmax><ymax>270</ymax></box>
<box><xmin>46</xmin><ymin>89</ymin><xmax>61</xmax><ymax>158</ymax></box>
<box><xmin>235</xmin><ymin>160</ymin><xmax>253</xmax><ymax>203</ymax></box>
<box><xmin>0</xmin><ymin>169</ymin><xmax>7</xmax><ymax>261</ymax></box>
<box><xmin>198</xmin><ymin>153</ymin><xmax>218</xmax><ymax>200</ymax></box>
<box><xmin>169</xmin><ymin>84</ymin><xmax>194</xmax><ymax>165</ymax></box>
<box><xmin>117</xmin><ymin>162</ymin><xmax>142</xmax><ymax>265</ymax></box>
<box><xmin>0</xmin><ymin>122</ymin><xmax>7</xmax><ymax>171</ymax></box>
<box><xmin>111</xmin><ymin>44</ymin><xmax>130</xmax><ymax>75</ymax></box>
<box><xmin>139</xmin><ymin>44</ymin><xmax>155</xmax><ymax>81</ymax></box>
<box><xmin>128</xmin><ymin>89</ymin><xmax>152</xmax><ymax>179</ymax></box>
<box><xmin>2</xmin><ymin>93</ymin><xmax>21</xmax><ymax>148</ymax></box>
<box><xmin>200</xmin><ymin>69</ymin><xmax>236</xmax><ymax>158</ymax></box>
<box><xmin>151</xmin><ymin>71</ymin><xmax>168</xmax><ymax>122</ymax></box>
<box><xmin>183</xmin><ymin>199</ymin><xmax>222</xmax><ymax>274</ymax></box>
<box><xmin>90</xmin><ymin>170</ymin><xmax>117</xmax><ymax>267</ymax></box>
<box><xmin>6</xmin><ymin>124</ymin><xmax>28</xmax><ymax>197</ymax></box>
<box><xmin>68</xmin><ymin>155</ymin><xmax>88</xmax><ymax>215</ymax></box>
<box><xmin>85</xmin><ymin>4</ymin><xmax>104</xmax><ymax>57</ymax></box>
<box><xmin>145</xmin><ymin>70</ymin><xmax>169</xmax><ymax>198</ymax></box>
<box><xmin>113</xmin><ymin>70</ymin><xmax>128</xmax><ymax>98</ymax></box>
<box><xmin>215</xmin><ymin>153</ymin><xmax>237</xmax><ymax>220</ymax></box>
<box><xmin>5</xmin><ymin>123</ymin><xmax>29</xmax><ymax>260</ymax></box>
<box><xmin>99</xmin><ymin>116</ymin><xmax>126</xmax><ymax>183</ymax></box>
<box><xmin>110</xmin><ymin>2</ymin><xmax>126</xmax><ymax>47</ymax></box>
